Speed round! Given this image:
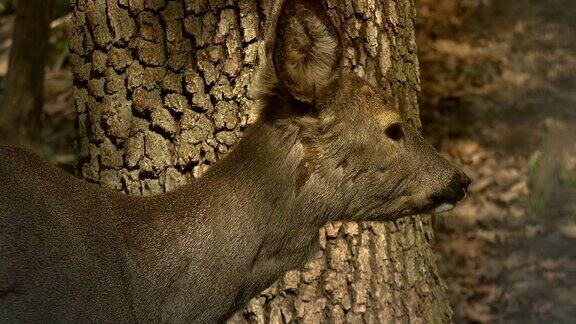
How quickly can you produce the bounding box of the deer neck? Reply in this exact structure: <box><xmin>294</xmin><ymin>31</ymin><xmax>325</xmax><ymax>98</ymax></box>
<box><xmin>201</xmin><ymin>121</ymin><xmax>347</xmax><ymax>312</ymax></box>
<box><xmin>120</xmin><ymin>121</ymin><xmax>343</xmax><ymax>320</ymax></box>
<box><xmin>199</xmin><ymin>120</ymin><xmax>339</xmax><ymax>253</ymax></box>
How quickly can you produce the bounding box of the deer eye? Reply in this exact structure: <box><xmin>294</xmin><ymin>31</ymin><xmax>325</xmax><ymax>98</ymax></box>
<box><xmin>385</xmin><ymin>123</ymin><xmax>404</xmax><ymax>141</ymax></box>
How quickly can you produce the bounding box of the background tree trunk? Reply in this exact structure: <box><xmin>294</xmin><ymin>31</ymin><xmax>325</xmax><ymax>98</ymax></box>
<box><xmin>0</xmin><ymin>0</ymin><xmax>53</xmax><ymax>141</ymax></box>
<box><xmin>70</xmin><ymin>0</ymin><xmax>451</xmax><ymax>322</ymax></box>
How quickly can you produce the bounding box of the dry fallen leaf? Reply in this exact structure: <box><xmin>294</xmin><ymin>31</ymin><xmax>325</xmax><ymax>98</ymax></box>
<box><xmin>558</xmin><ymin>221</ymin><xmax>576</xmax><ymax>239</ymax></box>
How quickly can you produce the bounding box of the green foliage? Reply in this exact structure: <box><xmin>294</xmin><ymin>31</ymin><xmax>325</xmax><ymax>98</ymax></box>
<box><xmin>37</xmin><ymin>144</ymin><xmax>55</xmax><ymax>161</ymax></box>
<box><xmin>528</xmin><ymin>153</ymin><xmax>540</xmax><ymax>174</ymax></box>
<box><xmin>0</xmin><ymin>0</ymin><xmax>14</xmax><ymax>14</ymax></box>
<box><xmin>527</xmin><ymin>148</ymin><xmax>575</xmax><ymax>214</ymax></box>
<box><xmin>529</xmin><ymin>193</ymin><xmax>546</xmax><ymax>211</ymax></box>
<box><xmin>559</xmin><ymin>168</ymin><xmax>576</xmax><ymax>187</ymax></box>
<box><xmin>54</xmin><ymin>0</ymin><xmax>71</xmax><ymax>9</ymax></box>
<box><xmin>54</xmin><ymin>39</ymin><xmax>69</xmax><ymax>53</ymax></box>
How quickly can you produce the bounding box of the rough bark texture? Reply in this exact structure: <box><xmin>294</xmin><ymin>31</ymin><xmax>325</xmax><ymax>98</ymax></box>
<box><xmin>0</xmin><ymin>0</ymin><xmax>52</xmax><ymax>141</ymax></box>
<box><xmin>69</xmin><ymin>0</ymin><xmax>451</xmax><ymax>322</ymax></box>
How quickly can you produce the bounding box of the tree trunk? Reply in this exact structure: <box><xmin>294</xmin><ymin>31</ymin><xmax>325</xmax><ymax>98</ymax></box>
<box><xmin>69</xmin><ymin>0</ymin><xmax>451</xmax><ymax>322</ymax></box>
<box><xmin>0</xmin><ymin>0</ymin><xmax>53</xmax><ymax>142</ymax></box>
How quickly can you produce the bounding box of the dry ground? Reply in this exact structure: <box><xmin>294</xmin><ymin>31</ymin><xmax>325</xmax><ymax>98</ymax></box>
<box><xmin>417</xmin><ymin>0</ymin><xmax>576</xmax><ymax>322</ymax></box>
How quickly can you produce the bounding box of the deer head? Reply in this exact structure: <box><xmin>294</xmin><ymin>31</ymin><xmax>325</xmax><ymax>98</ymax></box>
<box><xmin>255</xmin><ymin>0</ymin><xmax>470</xmax><ymax>222</ymax></box>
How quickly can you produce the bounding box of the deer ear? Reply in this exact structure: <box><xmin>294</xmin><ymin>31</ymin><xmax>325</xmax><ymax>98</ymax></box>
<box><xmin>273</xmin><ymin>0</ymin><xmax>343</xmax><ymax>104</ymax></box>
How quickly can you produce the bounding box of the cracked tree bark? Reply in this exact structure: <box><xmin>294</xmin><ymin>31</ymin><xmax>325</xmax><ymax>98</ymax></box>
<box><xmin>70</xmin><ymin>0</ymin><xmax>452</xmax><ymax>322</ymax></box>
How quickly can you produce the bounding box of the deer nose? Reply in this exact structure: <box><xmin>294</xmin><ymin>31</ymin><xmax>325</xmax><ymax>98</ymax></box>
<box><xmin>459</xmin><ymin>173</ymin><xmax>471</xmax><ymax>192</ymax></box>
<box><xmin>449</xmin><ymin>171</ymin><xmax>471</xmax><ymax>201</ymax></box>
<box><xmin>432</xmin><ymin>172</ymin><xmax>471</xmax><ymax>204</ymax></box>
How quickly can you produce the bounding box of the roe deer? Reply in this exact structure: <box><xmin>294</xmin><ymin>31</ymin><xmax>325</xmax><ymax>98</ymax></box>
<box><xmin>0</xmin><ymin>0</ymin><xmax>470</xmax><ymax>322</ymax></box>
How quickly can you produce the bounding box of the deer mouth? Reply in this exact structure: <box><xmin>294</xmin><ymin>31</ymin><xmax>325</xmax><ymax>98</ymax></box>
<box><xmin>397</xmin><ymin>198</ymin><xmax>458</xmax><ymax>217</ymax></box>
<box><xmin>431</xmin><ymin>202</ymin><xmax>455</xmax><ymax>214</ymax></box>
<box><xmin>426</xmin><ymin>186</ymin><xmax>468</xmax><ymax>214</ymax></box>
<box><xmin>427</xmin><ymin>178</ymin><xmax>469</xmax><ymax>214</ymax></box>
<box><xmin>395</xmin><ymin>188</ymin><xmax>467</xmax><ymax>217</ymax></box>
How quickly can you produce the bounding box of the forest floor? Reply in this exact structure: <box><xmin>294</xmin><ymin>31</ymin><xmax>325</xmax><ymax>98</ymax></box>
<box><xmin>1</xmin><ymin>0</ymin><xmax>575</xmax><ymax>323</ymax></box>
<box><xmin>417</xmin><ymin>0</ymin><xmax>576</xmax><ymax>322</ymax></box>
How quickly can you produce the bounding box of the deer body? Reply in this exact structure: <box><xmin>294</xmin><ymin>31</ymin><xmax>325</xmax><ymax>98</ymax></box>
<box><xmin>0</xmin><ymin>122</ymin><xmax>332</xmax><ymax>322</ymax></box>
<box><xmin>0</xmin><ymin>0</ymin><xmax>470</xmax><ymax>322</ymax></box>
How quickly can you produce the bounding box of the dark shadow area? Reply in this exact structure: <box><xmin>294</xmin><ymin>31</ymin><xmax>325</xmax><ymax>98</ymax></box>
<box><xmin>0</xmin><ymin>2</ymin><xmax>75</xmax><ymax>171</ymax></box>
